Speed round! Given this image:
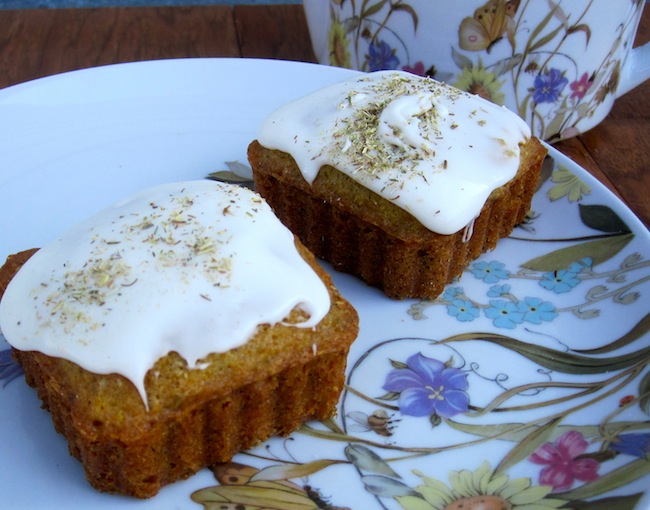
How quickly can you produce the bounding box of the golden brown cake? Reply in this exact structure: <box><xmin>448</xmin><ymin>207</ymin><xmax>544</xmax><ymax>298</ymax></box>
<box><xmin>248</xmin><ymin>71</ymin><xmax>547</xmax><ymax>299</ymax></box>
<box><xmin>0</xmin><ymin>181</ymin><xmax>358</xmax><ymax>498</ymax></box>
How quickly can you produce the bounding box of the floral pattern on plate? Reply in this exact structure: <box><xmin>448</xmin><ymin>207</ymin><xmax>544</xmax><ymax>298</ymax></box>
<box><xmin>2</xmin><ymin>153</ymin><xmax>649</xmax><ymax>509</ymax></box>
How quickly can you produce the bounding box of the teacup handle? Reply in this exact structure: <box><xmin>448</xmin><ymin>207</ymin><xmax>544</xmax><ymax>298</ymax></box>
<box><xmin>616</xmin><ymin>41</ymin><xmax>650</xmax><ymax>98</ymax></box>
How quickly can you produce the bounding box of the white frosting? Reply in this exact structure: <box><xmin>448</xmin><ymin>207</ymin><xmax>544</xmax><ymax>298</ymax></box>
<box><xmin>0</xmin><ymin>180</ymin><xmax>331</xmax><ymax>406</ymax></box>
<box><xmin>258</xmin><ymin>71</ymin><xmax>531</xmax><ymax>235</ymax></box>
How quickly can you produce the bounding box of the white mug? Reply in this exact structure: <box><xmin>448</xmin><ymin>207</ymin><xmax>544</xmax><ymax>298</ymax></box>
<box><xmin>304</xmin><ymin>0</ymin><xmax>650</xmax><ymax>142</ymax></box>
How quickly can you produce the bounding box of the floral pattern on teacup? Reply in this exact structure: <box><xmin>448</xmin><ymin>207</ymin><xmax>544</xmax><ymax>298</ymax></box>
<box><xmin>326</xmin><ymin>0</ymin><xmax>645</xmax><ymax>141</ymax></box>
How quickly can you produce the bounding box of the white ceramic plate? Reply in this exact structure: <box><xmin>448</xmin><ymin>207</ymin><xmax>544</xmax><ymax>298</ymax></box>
<box><xmin>1</xmin><ymin>59</ymin><xmax>649</xmax><ymax>510</ymax></box>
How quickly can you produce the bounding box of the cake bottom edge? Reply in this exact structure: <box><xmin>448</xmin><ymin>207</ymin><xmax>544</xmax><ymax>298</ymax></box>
<box><xmin>14</xmin><ymin>348</ymin><xmax>348</xmax><ymax>499</ymax></box>
<box><xmin>251</xmin><ymin>165</ymin><xmax>541</xmax><ymax>300</ymax></box>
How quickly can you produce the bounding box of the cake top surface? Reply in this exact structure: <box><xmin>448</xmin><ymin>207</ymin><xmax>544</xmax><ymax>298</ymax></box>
<box><xmin>257</xmin><ymin>70</ymin><xmax>532</xmax><ymax>235</ymax></box>
<box><xmin>0</xmin><ymin>180</ymin><xmax>331</xmax><ymax>406</ymax></box>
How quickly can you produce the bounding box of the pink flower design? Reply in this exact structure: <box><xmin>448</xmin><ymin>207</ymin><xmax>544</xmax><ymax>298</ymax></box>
<box><xmin>529</xmin><ymin>430</ymin><xmax>600</xmax><ymax>491</ymax></box>
<box><xmin>560</xmin><ymin>126</ymin><xmax>581</xmax><ymax>139</ymax></box>
<box><xmin>569</xmin><ymin>72</ymin><xmax>593</xmax><ymax>99</ymax></box>
<box><xmin>402</xmin><ymin>61</ymin><xmax>426</xmax><ymax>77</ymax></box>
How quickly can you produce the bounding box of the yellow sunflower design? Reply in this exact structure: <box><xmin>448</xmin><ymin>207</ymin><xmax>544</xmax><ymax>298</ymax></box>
<box><xmin>328</xmin><ymin>19</ymin><xmax>352</xmax><ymax>68</ymax></box>
<box><xmin>395</xmin><ymin>462</ymin><xmax>565</xmax><ymax>510</ymax></box>
<box><xmin>453</xmin><ymin>65</ymin><xmax>505</xmax><ymax>105</ymax></box>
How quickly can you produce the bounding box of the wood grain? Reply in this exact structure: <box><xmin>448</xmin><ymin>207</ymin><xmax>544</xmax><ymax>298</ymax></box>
<box><xmin>234</xmin><ymin>4</ymin><xmax>316</xmax><ymax>62</ymax></box>
<box><xmin>0</xmin><ymin>6</ymin><xmax>239</xmax><ymax>88</ymax></box>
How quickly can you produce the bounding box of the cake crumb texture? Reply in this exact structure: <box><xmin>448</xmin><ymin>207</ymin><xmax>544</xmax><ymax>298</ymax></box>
<box><xmin>248</xmin><ymin>137</ymin><xmax>547</xmax><ymax>299</ymax></box>
<box><xmin>0</xmin><ymin>245</ymin><xmax>358</xmax><ymax>498</ymax></box>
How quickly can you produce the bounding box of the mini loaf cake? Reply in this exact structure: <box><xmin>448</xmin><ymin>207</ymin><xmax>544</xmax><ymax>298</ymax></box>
<box><xmin>0</xmin><ymin>180</ymin><xmax>358</xmax><ymax>498</ymax></box>
<box><xmin>248</xmin><ymin>71</ymin><xmax>547</xmax><ymax>299</ymax></box>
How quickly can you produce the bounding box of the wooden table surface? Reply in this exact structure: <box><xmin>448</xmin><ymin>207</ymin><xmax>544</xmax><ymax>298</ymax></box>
<box><xmin>0</xmin><ymin>4</ymin><xmax>648</xmax><ymax>229</ymax></box>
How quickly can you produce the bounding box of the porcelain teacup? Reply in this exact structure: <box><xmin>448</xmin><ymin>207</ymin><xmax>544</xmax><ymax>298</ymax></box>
<box><xmin>304</xmin><ymin>0</ymin><xmax>650</xmax><ymax>142</ymax></box>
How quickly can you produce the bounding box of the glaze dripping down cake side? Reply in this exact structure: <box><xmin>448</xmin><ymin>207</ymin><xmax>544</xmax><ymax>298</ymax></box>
<box><xmin>0</xmin><ymin>180</ymin><xmax>359</xmax><ymax>498</ymax></box>
<box><xmin>248</xmin><ymin>70</ymin><xmax>547</xmax><ymax>299</ymax></box>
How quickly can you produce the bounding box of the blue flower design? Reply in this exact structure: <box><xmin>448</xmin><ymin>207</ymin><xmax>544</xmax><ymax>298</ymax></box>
<box><xmin>447</xmin><ymin>299</ymin><xmax>480</xmax><ymax>322</ymax></box>
<box><xmin>470</xmin><ymin>261</ymin><xmax>509</xmax><ymax>284</ymax></box>
<box><xmin>367</xmin><ymin>39</ymin><xmax>399</xmax><ymax>71</ymax></box>
<box><xmin>517</xmin><ymin>297</ymin><xmax>558</xmax><ymax>324</ymax></box>
<box><xmin>484</xmin><ymin>300</ymin><xmax>525</xmax><ymax>329</ymax></box>
<box><xmin>533</xmin><ymin>68</ymin><xmax>568</xmax><ymax>103</ymax></box>
<box><xmin>610</xmin><ymin>433</ymin><xmax>650</xmax><ymax>458</ymax></box>
<box><xmin>540</xmin><ymin>268</ymin><xmax>581</xmax><ymax>294</ymax></box>
<box><xmin>382</xmin><ymin>353</ymin><xmax>469</xmax><ymax>418</ymax></box>
<box><xmin>569</xmin><ymin>258</ymin><xmax>593</xmax><ymax>272</ymax></box>
<box><xmin>442</xmin><ymin>286</ymin><xmax>464</xmax><ymax>301</ymax></box>
<box><xmin>487</xmin><ymin>284</ymin><xmax>511</xmax><ymax>297</ymax></box>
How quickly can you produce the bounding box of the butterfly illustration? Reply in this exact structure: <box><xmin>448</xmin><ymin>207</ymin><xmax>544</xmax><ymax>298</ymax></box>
<box><xmin>191</xmin><ymin>461</ymin><xmax>351</xmax><ymax>510</ymax></box>
<box><xmin>458</xmin><ymin>0</ymin><xmax>521</xmax><ymax>52</ymax></box>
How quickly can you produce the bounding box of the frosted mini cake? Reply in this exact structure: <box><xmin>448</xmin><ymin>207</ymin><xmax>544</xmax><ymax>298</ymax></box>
<box><xmin>0</xmin><ymin>180</ymin><xmax>358</xmax><ymax>498</ymax></box>
<box><xmin>248</xmin><ymin>70</ymin><xmax>547</xmax><ymax>299</ymax></box>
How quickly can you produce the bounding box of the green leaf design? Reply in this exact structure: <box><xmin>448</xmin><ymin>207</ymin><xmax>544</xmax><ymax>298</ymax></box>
<box><xmin>451</xmin><ymin>46</ymin><xmax>474</xmax><ymax>70</ymax></box>
<box><xmin>320</xmin><ymin>417</ymin><xmax>345</xmax><ymax>434</ymax></box>
<box><xmin>446</xmin><ymin>419</ymin><xmax>535</xmax><ymax>442</ymax></box>
<box><xmin>445</xmin><ymin>420</ymin><xmax>650</xmax><ymax>443</ymax></box>
<box><xmin>547</xmin><ymin>165</ymin><xmax>591</xmax><ymax>202</ymax></box>
<box><xmin>443</xmin><ymin>331</ymin><xmax>650</xmax><ymax>375</ymax></box>
<box><xmin>521</xmin><ymin>232</ymin><xmax>634</xmax><ymax>271</ymax></box>
<box><xmin>206</xmin><ymin>161</ymin><xmax>254</xmax><ymax>190</ymax></box>
<box><xmin>524</xmin><ymin>8</ymin><xmax>556</xmax><ymax>54</ymax></box>
<box><xmin>191</xmin><ymin>484</ymin><xmax>318</xmax><ymax>510</ymax></box>
<box><xmin>638</xmin><ymin>370</ymin><xmax>650</xmax><ymax>415</ymax></box>
<box><xmin>529</xmin><ymin>24</ymin><xmax>565</xmax><ymax>54</ymax></box>
<box><xmin>567</xmin><ymin>23</ymin><xmax>592</xmax><ymax>45</ymax></box>
<box><xmin>377</xmin><ymin>390</ymin><xmax>400</xmax><ymax>401</ymax></box>
<box><xmin>579</xmin><ymin>204</ymin><xmax>632</xmax><ymax>234</ymax></box>
<box><xmin>554</xmin><ymin>457</ymin><xmax>650</xmax><ymax>501</ymax></box>
<box><xmin>250</xmin><ymin>459</ymin><xmax>342</xmax><ymax>483</ymax></box>
<box><xmin>206</xmin><ymin>169</ymin><xmax>253</xmax><ymax>183</ymax></box>
<box><xmin>491</xmin><ymin>54</ymin><xmax>524</xmax><ymax>76</ymax></box>
<box><xmin>544</xmin><ymin>98</ymin><xmax>567</xmax><ymax>141</ymax></box>
<box><xmin>345</xmin><ymin>444</ymin><xmax>400</xmax><ymax>477</ymax></box>
<box><xmin>495</xmin><ymin>418</ymin><xmax>561</xmax><ymax>474</ymax></box>
<box><xmin>518</xmin><ymin>92</ymin><xmax>532</xmax><ymax>121</ymax></box>
<box><xmin>298</xmin><ymin>423</ymin><xmax>377</xmax><ymax>445</ymax></box>
<box><xmin>390</xmin><ymin>359</ymin><xmax>408</xmax><ymax>369</ymax></box>
<box><xmin>575</xmin><ymin>312</ymin><xmax>650</xmax><ymax>354</ymax></box>
<box><xmin>361</xmin><ymin>0</ymin><xmax>388</xmax><ymax>18</ymax></box>
<box><xmin>391</xmin><ymin>4</ymin><xmax>418</xmax><ymax>31</ymax></box>
<box><xmin>361</xmin><ymin>475</ymin><xmax>420</xmax><ymax>498</ymax></box>
<box><xmin>563</xmin><ymin>494</ymin><xmax>643</xmax><ymax>510</ymax></box>
<box><xmin>343</xmin><ymin>15</ymin><xmax>361</xmax><ymax>34</ymax></box>
<box><xmin>429</xmin><ymin>413</ymin><xmax>441</xmax><ymax>428</ymax></box>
